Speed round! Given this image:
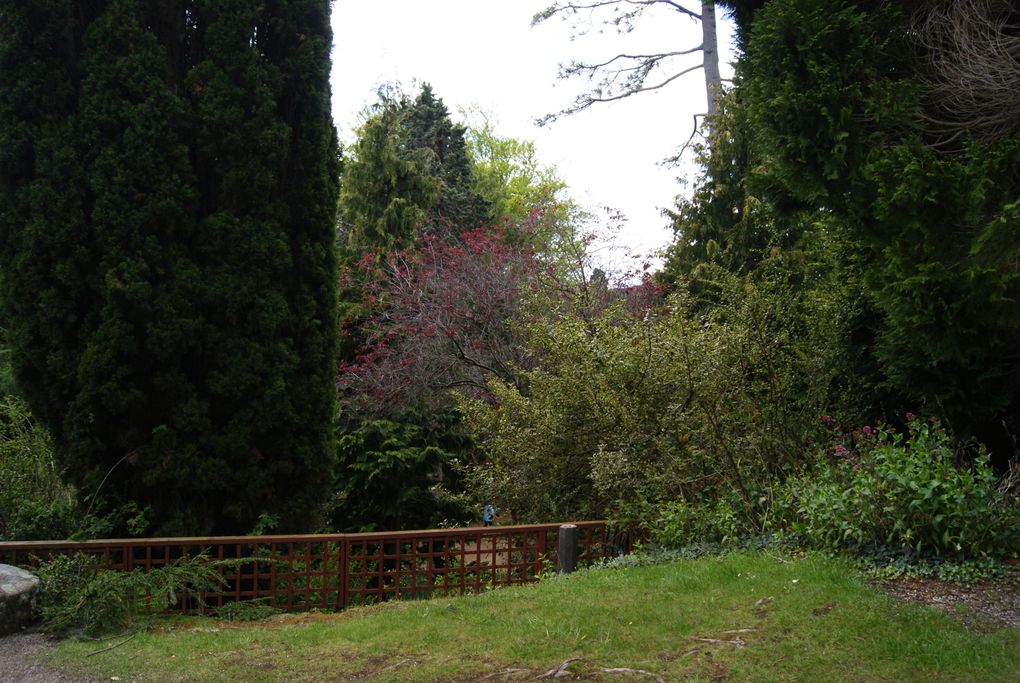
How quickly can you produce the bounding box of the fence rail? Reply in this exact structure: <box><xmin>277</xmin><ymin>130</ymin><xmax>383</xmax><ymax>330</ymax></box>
<box><xmin>0</xmin><ymin>521</ymin><xmax>633</xmax><ymax>613</ymax></box>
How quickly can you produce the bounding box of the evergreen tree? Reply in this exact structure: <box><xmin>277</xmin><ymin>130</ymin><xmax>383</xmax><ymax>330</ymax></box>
<box><xmin>337</xmin><ymin>84</ymin><xmax>490</xmax><ymax>253</ymax></box>
<box><xmin>402</xmin><ymin>85</ymin><xmax>491</xmax><ymax>234</ymax></box>
<box><xmin>0</xmin><ymin>0</ymin><xmax>340</xmax><ymax>535</ymax></box>
<box><xmin>338</xmin><ymin>103</ymin><xmax>440</xmax><ymax>253</ymax></box>
<box><xmin>740</xmin><ymin>0</ymin><xmax>1020</xmax><ymax>454</ymax></box>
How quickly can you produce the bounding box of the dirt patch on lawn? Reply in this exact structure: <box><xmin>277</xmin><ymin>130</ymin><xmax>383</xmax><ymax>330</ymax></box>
<box><xmin>0</xmin><ymin>633</ymin><xmax>97</xmax><ymax>683</ymax></box>
<box><xmin>876</xmin><ymin>568</ymin><xmax>1020</xmax><ymax>630</ymax></box>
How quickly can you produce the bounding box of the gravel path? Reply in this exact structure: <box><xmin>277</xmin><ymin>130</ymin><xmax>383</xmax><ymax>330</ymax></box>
<box><xmin>0</xmin><ymin>633</ymin><xmax>96</xmax><ymax>683</ymax></box>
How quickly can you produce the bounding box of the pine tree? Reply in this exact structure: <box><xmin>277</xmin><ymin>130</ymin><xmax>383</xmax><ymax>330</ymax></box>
<box><xmin>0</xmin><ymin>0</ymin><xmax>340</xmax><ymax>535</ymax></box>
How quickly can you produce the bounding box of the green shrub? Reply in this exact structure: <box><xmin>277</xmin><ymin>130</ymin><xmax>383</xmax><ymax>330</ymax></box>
<box><xmin>461</xmin><ymin>258</ymin><xmax>850</xmax><ymax>526</ymax></box>
<box><xmin>36</xmin><ymin>552</ymin><xmax>224</xmax><ymax>637</ymax></box>
<box><xmin>781</xmin><ymin>417</ymin><xmax>1020</xmax><ymax>560</ymax></box>
<box><xmin>0</xmin><ymin>397</ymin><xmax>79</xmax><ymax>541</ymax></box>
<box><xmin>652</xmin><ymin>495</ymin><xmax>745</xmax><ymax>548</ymax></box>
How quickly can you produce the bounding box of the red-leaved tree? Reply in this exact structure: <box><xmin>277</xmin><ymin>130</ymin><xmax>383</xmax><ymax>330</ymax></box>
<box><xmin>339</xmin><ymin>223</ymin><xmax>553</xmax><ymax>414</ymax></box>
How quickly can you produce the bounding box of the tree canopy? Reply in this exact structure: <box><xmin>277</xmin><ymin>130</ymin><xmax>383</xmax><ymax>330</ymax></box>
<box><xmin>338</xmin><ymin>85</ymin><xmax>490</xmax><ymax>254</ymax></box>
<box><xmin>0</xmin><ymin>0</ymin><xmax>340</xmax><ymax>535</ymax></box>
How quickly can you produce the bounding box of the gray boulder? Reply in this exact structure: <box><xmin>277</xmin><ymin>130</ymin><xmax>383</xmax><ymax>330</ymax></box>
<box><xmin>0</xmin><ymin>564</ymin><xmax>40</xmax><ymax>635</ymax></box>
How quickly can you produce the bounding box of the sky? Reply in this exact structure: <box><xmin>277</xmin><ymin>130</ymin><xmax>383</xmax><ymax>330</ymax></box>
<box><xmin>329</xmin><ymin>1</ymin><xmax>737</xmax><ymax>262</ymax></box>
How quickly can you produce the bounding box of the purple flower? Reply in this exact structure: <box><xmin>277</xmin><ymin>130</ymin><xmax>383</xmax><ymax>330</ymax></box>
<box><xmin>905</xmin><ymin>412</ymin><xmax>915</xmax><ymax>421</ymax></box>
<box><xmin>862</xmin><ymin>425</ymin><xmax>873</xmax><ymax>436</ymax></box>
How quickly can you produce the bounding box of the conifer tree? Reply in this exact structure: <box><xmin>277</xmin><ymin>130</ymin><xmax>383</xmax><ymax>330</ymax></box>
<box><xmin>338</xmin><ymin>84</ymin><xmax>490</xmax><ymax>253</ymax></box>
<box><xmin>0</xmin><ymin>0</ymin><xmax>340</xmax><ymax>535</ymax></box>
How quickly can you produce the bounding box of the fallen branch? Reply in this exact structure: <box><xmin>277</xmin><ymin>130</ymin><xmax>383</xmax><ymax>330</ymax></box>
<box><xmin>86</xmin><ymin>632</ymin><xmax>138</xmax><ymax>657</ymax></box>
<box><xmin>378</xmin><ymin>658</ymin><xmax>415</xmax><ymax>673</ymax></box>
<box><xmin>539</xmin><ymin>657</ymin><xmax>583</xmax><ymax>679</ymax></box>
<box><xmin>479</xmin><ymin>668</ymin><xmax>531</xmax><ymax>680</ymax></box>
<box><xmin>693</xmin><ymin>636</ymin><xmax>746</xmax><ymax>648</ymax></box>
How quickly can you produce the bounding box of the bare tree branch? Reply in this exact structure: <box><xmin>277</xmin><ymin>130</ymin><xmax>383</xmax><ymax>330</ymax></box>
<box><xmin>534</xmin><ymin>0</ymin><xmax>722</xmax><ymax>133</ymax></box>
<box><xmin>533</xmin><ymin>1</ymin><xmax>699</xmax><ymax>27</ymax></box>
<box><xmin>567</xmin><ymin>46</ymin><xmax>704</xmax><ymax>74</ymax></box>
<box><xmin>539</xmin><ymin>62</ymin><xmax>705</xmax><ymax>124</ymax></box>
<box><xmin>914</xmin><ymin>0</ymin><xmax>1020</xmax><ymax>144</ymax></box>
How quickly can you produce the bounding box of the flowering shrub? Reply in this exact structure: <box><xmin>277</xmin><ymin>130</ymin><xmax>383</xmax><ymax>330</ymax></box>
<box><xmin>781</xmin><ymin>416</ymin><xmax>1020</xmax><ymax>559</ymax></box>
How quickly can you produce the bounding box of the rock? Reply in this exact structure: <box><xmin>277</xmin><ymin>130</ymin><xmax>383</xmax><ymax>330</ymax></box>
<box><xmin>0</xmin><ymin>564</ymin><xmax>40</xmax><ymax>635</ymax></box>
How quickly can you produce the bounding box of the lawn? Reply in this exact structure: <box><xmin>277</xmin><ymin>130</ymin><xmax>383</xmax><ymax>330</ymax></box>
<box><xmin>42</xmin><ymin>551</ymin><xmax>1020</xmax><ymax>682</ymax></box>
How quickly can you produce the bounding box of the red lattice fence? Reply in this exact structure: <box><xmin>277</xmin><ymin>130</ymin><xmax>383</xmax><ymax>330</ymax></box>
<box><xmin>0</xmin><ymin>521</ymin><xmax>634</xmax><ymax>612</ymax></box>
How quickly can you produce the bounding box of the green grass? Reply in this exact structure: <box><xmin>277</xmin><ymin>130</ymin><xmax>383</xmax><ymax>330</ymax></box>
<box><xmin>41</xmin><ymin>551</ymin><xmax>1020</xmax><ymax>682</ymax></box>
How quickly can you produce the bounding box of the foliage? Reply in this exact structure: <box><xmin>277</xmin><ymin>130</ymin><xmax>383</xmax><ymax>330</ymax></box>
<box><xmin>741</xmin><ymin>0</ymin><xmax>1020</xmax><ymax>452</ymax></box>
<box><xmin>742</xmin><ymin>0</ymin><xmax>920</xmax><ymax>208</ymax></box>
<box><xmin>337</xmin><ymin>101</ymin><xmax>440</xmax><ymax>252</ymax></box>
<box><xmin>0</xmin><ymin>338</ymin><xmax>17</xmax><ymax>398</ymax></box>
<box><xmin>334</xmin><ymin>221</ymin><xmax>560</xmax><ymax>530</ymax></box>
<box><xmin>0</xmin><ymin>396</ymin><xmax>143</xmax><ymax>541</ymax></box>
<box><xmin>334</xmin><ymin>87</ymin><xmax>583</xmax><ymax>536</ymax></box>
<box><xmin>0</xmin><ymin>397</ymin><xmax>78</xmax><ymax>540</ymax></box>
<box><xmin>0</xmin><ymin>0</ymin><xmax>340</xmax><ymax>535</ymax></box>
<box><xmin>327</xmin><ymin>412</ymin><xmax>472</xmax><ymax>532</ymax></box>
<box><xmin>856</xmin><ymin>552</ymin><xmax>1012</xmax><ymax>586</ymax></box>
<box><xmin>661</xmin><ymin>90</ymin><xmax>774</xmax><ymax>286</ymax></box>
<box><xmin>403</xmin><ymin>85</ymin><xmax>491</xmax><ymax>234</ymax></box>
<box><xmin>338</xmin><ymin>84</ymin><xmax>489</xmax><ymax>253</ymax></box>
<box><xmin>600</xmin><ymin>535</ymin><xmax>788</xmax><ymax>568</ymax></box>
<box><xmin>339</xmin><ymin>226</ymin><xmax>551</xmax><ymax>414</ymax></box>
<box><xmin>464</xmin><ymin>112</ymin><xmax>568</xmax><ymax>228</ymax></box>
<box><xmin>652</xmin><ymin>495</ymin><xmax>745</xmax><ymax>548</ymax></box>
<box><xmin>462</xmin><ymin>257</ymin><xmax>850</xmax><ymax>524</ymax></box>
<box><xmin>36</xmin><ymin>552</ymin><xmax>223</xmax><ymax>637</ymax></box>
<box><xmin>779</xmin><ymin>417</ymin><xmax>1020</xmax><ymax>560</ymax></box>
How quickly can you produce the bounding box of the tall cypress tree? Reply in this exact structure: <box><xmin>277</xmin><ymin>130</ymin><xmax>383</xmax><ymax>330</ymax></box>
<box><xmin>0</xmin><ymin>0</ymin><xmax>340</xmax><ymax>535</ymax></box>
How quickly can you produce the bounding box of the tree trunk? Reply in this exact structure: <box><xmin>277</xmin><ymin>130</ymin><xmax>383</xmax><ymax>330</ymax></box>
<box><xmin>701</xmin><ymin>0</ymin><xmax>721</xmax><ymax>118</ymax></box>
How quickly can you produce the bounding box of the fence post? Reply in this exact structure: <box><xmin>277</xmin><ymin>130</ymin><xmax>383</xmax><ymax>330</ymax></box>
<box><xmin>557</xmin><ymin>524</ymin><xmax>578</xmax><ymax>574</ymax></box>
<box><xmin>338</xmin><ymin>537</ymin><xmax>348</xmax><ymax>610</ymax></box>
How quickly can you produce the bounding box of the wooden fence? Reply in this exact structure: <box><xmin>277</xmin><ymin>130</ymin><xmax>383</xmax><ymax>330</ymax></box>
<box><xmin>0</xmin><ymin>521</ymin><xmax>633</xmax><ymax>613</ymax></box>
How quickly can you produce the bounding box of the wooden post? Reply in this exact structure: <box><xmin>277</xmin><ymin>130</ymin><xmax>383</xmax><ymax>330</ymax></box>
<box><xmin>557</xmin><ymin>525</ymin><xmax>578</xmax><ymax>575</ymax></box>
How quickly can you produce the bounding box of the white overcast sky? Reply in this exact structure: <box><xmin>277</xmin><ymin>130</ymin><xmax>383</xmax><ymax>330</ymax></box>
<box><xmin>329</xmin><ymin>1</ymin><xmax>737</xmax><ymax>260</ymax></box>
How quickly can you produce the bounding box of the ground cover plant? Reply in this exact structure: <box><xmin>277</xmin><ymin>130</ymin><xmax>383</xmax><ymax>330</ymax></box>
<box><xmin>778</xmin><ymin>417</ymin><xmax>1020</xmax><ymax>569</ymax></box>
<box><xmin>40</xmin><ymin>551</ymin><xmax>1020</xmax><ymax>682</ymax></box>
